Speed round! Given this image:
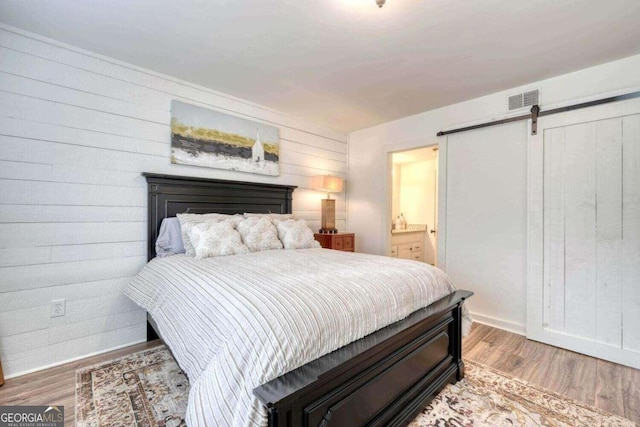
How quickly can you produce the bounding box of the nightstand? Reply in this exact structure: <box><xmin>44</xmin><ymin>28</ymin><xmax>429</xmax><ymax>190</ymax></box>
<box><xmin>314</xmin><ymin>233</ymin><xmax>355</xmax><ymax>252</ymax></box>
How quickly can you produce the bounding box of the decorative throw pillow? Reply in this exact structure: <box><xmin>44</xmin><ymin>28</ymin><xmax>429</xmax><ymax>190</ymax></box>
<box><xmin>188</xmin><ymin>220</ymin><xmax>249</xmax><ymax>259</ymax></box>
<box><xmin>243</xmin><ymin>213</ymin><xmax>293</xmax><ymax>225</ymax></box>
<box><xmin>276</xmin><ymin>219</ymin><xmax>321</xmax><ymax>250</ymax></box>
<box><xmin>236</xmin><ymin>217</ymin><xmax>283</xmax><ymax>252</ymax></box>
<box><xmin>177</xmin><ymin>213</ymin><xmax>239</xmax><ymax>256</ymax></box>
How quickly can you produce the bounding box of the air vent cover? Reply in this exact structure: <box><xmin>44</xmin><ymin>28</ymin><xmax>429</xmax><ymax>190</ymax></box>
<box><xmin>509</xmin><ymin>90</ymin><xmax>539</xmax><ymax>110</ymax></box>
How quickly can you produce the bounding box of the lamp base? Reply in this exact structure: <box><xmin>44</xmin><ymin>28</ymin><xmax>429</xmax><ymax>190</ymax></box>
<box><xmin>320</xmin><ymin>198</ymin><xmax>336</xmax><ymax>233</ymax></box>
<box><xmin>318</xmin><ymin>228</ymin><xmax>338</xmax><ymax>234</ymax></box>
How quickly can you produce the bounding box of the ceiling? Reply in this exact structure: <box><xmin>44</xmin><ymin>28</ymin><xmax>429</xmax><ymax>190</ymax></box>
<box><xmin>1</xmin><ymin>0</ymin><xmax>639</xmax><ymax>132</ymax></box>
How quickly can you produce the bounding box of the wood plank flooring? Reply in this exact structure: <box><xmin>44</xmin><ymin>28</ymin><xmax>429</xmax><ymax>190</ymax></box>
<box><xmin>464</xmin><ymin>324</ymin><xmax>640</xmax><ymax>423</ymax></box>
<box><xmin>1</xmin><ymin>324</ymin><xmax>638</xmax><ymax>424</ymax></box>
<box><xmin>0</xmin><ymin>340</ymin><xmax>162</xmax><ymax>426</ymax></box>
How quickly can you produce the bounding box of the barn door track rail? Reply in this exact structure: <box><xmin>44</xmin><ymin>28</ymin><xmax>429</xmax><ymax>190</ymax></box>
<box><xmin>437</xmin><ymin>90</ymin><xmax>640</xmax><ymax>137</ymax></box>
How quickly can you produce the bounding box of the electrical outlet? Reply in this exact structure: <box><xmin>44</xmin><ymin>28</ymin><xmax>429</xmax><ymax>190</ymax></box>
<box><xmin>51</xmin><ymin>299</ymin><xmax>66</xmax><ymax>318</ymax></box>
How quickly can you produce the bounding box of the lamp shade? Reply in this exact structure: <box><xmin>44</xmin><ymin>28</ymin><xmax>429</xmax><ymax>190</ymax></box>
<box><xmin>310</xmin><ymin>175</ymin><xmax>344</xmax><ymax>193</ymax></box>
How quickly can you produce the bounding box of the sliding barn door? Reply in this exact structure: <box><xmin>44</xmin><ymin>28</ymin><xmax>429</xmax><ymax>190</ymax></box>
<box><xmin>528</xmin><ymin>98</ymin><xmax>640</xmax><ymax>369</ymax></box>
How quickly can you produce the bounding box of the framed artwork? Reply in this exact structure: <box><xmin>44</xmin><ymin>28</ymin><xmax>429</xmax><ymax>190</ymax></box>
<box><xmin>171</xmin><ymin>100</ymin><xmax>280</xmax><ymax>176</ymax></box>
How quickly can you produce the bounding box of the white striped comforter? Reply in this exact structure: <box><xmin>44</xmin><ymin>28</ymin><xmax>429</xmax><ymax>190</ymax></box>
<box><xmin>125</xmin><ymin>248</ymin><xmax>467</xmax><ymax>427</ymax></box>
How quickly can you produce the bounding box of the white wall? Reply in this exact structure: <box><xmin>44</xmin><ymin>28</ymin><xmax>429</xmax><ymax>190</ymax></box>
<box><xmin>391</xmin><ymin>164</ymin><xmax>401</xmax><ymax>220</ymax></box>
<box><xmin>348</xmin><ymin>54</ymin><xmax>640</xmax><ymax>334</ymax></box>
<box><xmin>398</xmin><ymin>159</ymin><xmax>436</xmax><ymax>225</ymax></box>
<box><xmin>444</xmin><ymin>122</ymin><xmax>528</xmax><ymax>333</ymax></box>
<box><xmin>0</xmin><ymin>25</ymin><xmax>348</xmax><ymax>378</ymax></box>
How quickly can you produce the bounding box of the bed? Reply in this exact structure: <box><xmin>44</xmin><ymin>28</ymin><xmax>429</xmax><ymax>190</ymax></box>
<box><xmin>130</xmin><ymin>173</ymin><xmax>472</xmax><ymax>427</ymax></box>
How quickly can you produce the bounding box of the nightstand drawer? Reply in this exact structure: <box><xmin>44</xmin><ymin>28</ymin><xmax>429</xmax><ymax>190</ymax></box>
<box><xmin>343</xmin><ymin>235</ymin><xmax>354</xmax><ymax>250</ymax></box>
<box><xmin>314</xmin><ymin>233</ymin><xmax>355</xmax><ymax>252</ymax></box>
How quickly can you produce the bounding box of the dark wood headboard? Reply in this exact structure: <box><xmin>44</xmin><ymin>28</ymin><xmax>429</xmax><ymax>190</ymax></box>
<box><xmin>143</xmin><ymin>173</ymin><xmax>296</xmax><ymax>260</ymax></box>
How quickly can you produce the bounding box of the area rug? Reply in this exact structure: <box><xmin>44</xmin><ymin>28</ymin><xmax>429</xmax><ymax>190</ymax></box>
<box><xmin>409</xmin><ymin>360</ymin><xmax>636</xmax><ymax>427</ymax></box>
<box><xmin>76</xmin><ymin>346</ymin><xmax>636</xmax><ymax>427</ymax></box>
<box><xmin>76</xmin><ymin>346</ymin><xmax>188</xmax><ymax>427</ymax></box>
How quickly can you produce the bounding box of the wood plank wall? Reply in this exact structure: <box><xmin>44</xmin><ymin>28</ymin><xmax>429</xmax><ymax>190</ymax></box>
<box><xmin>0</xmin><ymin>25</ymin><xmax>348</xmax><ymax>378</ymax></box>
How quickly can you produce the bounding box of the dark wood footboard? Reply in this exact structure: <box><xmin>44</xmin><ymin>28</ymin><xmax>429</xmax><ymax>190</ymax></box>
<box><xmin>254</xmin><ymin>290</ymin><xmax>472</xmax><ymax>427</ymax></box>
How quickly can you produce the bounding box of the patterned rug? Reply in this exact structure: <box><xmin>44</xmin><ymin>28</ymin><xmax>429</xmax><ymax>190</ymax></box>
<box><xmin>409</xmin><ymin>360</ymin><xmax>636</xmax><ymax>427</ymax></box>
<box><xmin>76</xmin><ymin>346</ymin><xmax>636</xmax><ymax>427</ymax></box>
<box><xmin>76</xmin><ymin>346</ymin><xmax>188</xmax><ymax>427</ymax></box>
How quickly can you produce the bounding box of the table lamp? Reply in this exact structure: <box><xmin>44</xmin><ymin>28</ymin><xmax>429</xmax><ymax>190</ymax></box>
<box><xmin>310</xmin><ymin>175</ymin><xmax>344</xmax><ymax>234</ymax></box>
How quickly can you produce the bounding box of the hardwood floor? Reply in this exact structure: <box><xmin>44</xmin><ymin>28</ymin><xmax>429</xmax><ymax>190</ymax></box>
<box><xmin>464</xmin><ymin>323</ymin><xmax>640</xmax><ymax>424</ymax></box>
<box><xmin>0</xmin><ymin>340</ymin><xmax>163</xmax><ymax>426</ymax></box>
<box><xmin>0</xmin><ymin>324</ymin><xmax>638</xmax><ymax>424</ymax></box>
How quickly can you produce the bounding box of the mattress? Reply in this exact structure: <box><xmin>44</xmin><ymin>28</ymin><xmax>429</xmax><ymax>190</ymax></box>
<box><xmin>125</xmin><ymin>248</ymin><xmax>469</xmax><ymax>427</ymax></box>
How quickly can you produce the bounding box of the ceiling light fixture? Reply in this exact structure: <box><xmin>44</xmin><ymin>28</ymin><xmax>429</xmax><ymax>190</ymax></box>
<box><xmin>376</xmin><ymin>0</ymin><xmax>387</xmax><ymax>7</ymax></box>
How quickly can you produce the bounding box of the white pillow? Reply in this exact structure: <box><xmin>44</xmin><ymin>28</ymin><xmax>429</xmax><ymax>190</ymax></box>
<box><xmin>236</xmin><ymin>217</ymin><xmax>283</xmax><ymax>252</ymax></box>
<box><xmin>177</xmin><ymin>213</ymin><xmax>240</xmax><ymax>256</ymax></box>
<box><xmin>188</xmin><ymin>220</ymin><xmax>249</xmax><ymax>259</ymax></box>
<box><xmin>276</xmin><ymin>219</ymin><xmax>321</xmax><ymax>250</ymax></box>
<box><xmin>244</xmin><ymin>213</ymin><xmax>293</xmax><ymax>224</ymax></box>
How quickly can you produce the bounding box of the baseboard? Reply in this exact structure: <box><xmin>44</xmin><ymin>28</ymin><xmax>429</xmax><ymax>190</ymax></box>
<box><xmin>5</xmin><ymin>315</ymin><xmax>524</xmax><ymax>379</ymax></box>
<box><xmin>470</xmin><ymin>312</ymin><xmax>526</xmax><ymax>336</ymax></box>
<box><xmin>5</xmin><ymin>339</ymin><xmax>147</xmax><ymax>380</ymax></box>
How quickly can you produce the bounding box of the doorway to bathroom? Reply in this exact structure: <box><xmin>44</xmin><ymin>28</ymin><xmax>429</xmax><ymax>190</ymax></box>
<box><xmin>390</xmin><ymin>146</ymin><xmax>439</xmax><ymax>264</ymax></box>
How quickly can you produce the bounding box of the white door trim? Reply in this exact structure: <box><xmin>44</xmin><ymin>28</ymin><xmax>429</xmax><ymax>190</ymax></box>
<box><xmin>381</xmin><ymin>137</ymin><xmax>445</xmax><ymax>267</ymax></box>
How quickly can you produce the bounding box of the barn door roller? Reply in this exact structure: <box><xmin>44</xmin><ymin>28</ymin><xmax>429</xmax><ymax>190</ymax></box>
<box><xmin>530</xmin><ymin>105</ymin><xmax>540</xmax><ymax>135</ymax></box>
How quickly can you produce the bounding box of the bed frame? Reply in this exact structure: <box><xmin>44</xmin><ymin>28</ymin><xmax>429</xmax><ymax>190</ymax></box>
<box><xmin>143</xmin><ymin>173</ymin><xmax>472</xmax><ymax>427</ymax></box>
